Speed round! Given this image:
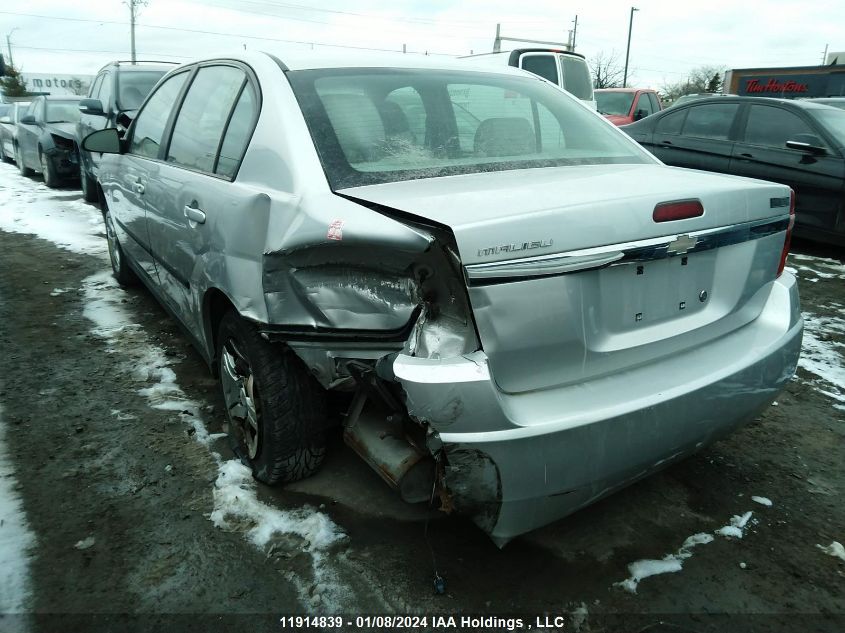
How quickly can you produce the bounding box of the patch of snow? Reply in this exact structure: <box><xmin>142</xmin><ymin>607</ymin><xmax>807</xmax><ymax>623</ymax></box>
<box><xmin>615</xmin><ymin>532</ymin><xmax>713</xmax><ymax>594</ymax></box>
<box><xmin>716</xmin><ymin>511</ymin><xmax>753</xmax><ymax>539</ymax></box>
<box><xmin>0</xmin><ymin>163</ymin><xmax>106</xmax><ymax>257</ymax></box>
<box><xmin>798</xmin><ymin>312</ymin><xmax>845</xmax><ymax>402</ymax></box>
<box><xmin>74</xmin><ymin>536</ymin><xmax>96</xmax><ymax>550</ymax></box>
<box><xmin>816</xmin><ymin>541</ymin><xmax>845</xmax><ymax>562</ymax></box>
<box><xmin>790</xmin><ymin>253</ymin><xmax>845</xmax><ymax>274</ymax></box>
<box><xmin>751</xmin><ymin>496</ymin><xmax>773</xmax><ymax>507</ymax></box>
<box><xmin>79</xmin><ymin>271</ymin><xmax>350</xmax><ymax>611</ymax></box>
<box><xmin>739</xmin><ymin>562</ymin><xmax>747</xmax><ymax>569</ymax></box>
<box><xmin>0</xmin><ymin>404</ymin><xmax>36</xmax><ymax>613</ymax></box>
<box><xmin>569</xmin><ymin>602</ymin><xmax>589</xmax><ymax>633</ymax></box>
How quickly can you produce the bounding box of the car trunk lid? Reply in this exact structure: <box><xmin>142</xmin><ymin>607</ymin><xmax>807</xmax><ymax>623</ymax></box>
<box><xmin>341</xmin><ymin>164</ymin><xmax>791</xmax><ymax>395</ymax></box>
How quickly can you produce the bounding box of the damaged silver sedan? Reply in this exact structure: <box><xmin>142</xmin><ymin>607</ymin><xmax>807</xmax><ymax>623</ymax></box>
<box><xmin>83</xmin><ymin>52</ymin><xmax>803</xmax><ymax>545</ymax></box>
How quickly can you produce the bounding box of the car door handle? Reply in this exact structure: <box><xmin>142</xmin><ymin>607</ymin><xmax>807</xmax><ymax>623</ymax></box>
<box><xmin>184</xmin><ymin>205</ymin><xmax>206</xmax><ymax>224</ymax></box>
<box><xmin>737</xmin><ymin>152</ymin><xmax>754</xmax><ymax>161</ymax></box>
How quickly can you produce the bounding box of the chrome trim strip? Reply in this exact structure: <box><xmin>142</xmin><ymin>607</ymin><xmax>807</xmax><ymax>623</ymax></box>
<box><xmin>465</xmin><ymin>216</ymin><xmax>789</xmax><ymax>286</ymax></box>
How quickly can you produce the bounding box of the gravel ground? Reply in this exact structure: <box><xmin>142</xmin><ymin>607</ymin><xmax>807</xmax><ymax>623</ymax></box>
<box><xmin>0</xmin><ymin>161</ymin><xmax>842</xmax><ymax>633</ymax></box>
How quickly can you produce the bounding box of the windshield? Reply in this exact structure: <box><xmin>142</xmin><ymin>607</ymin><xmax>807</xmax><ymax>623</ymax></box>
<box><xmin>288</xmin><ymin>68</ymin><xmax>651</xmax><ymax>189</ymax></box>
<box><xmin>46</xmin><ymin>101</ymin><xmax>81</xmax><ymax>123</ymax></box>
<box><xmin>0</xmin><ymin>105</ymin><xmax>10</xmax><ymax>119</ymax></box>
<box><xmin>812</xmin><ymin>107</ymin><xmax>845</xmax><ymax>146</ymax></box>
<box><xmin>117</xmin><ymin>70</ymin><xmax>167</xmax><ymax>110</ymax></box>
<box><xmin>596</xmin><ymin>92</ymin><xmax>636</xmax><ymax>116</ymax></box>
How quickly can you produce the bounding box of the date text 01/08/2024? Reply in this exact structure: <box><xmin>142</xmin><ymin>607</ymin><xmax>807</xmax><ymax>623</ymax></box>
<box><xmin>278</xmin><ymin>615</ymin><xmax>573</xmax><ymax>629</ymax></box>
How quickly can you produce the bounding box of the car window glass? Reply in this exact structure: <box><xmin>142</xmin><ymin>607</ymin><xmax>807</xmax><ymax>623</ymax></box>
<box><xmin>520</xmin><ymin>55</ymin><xmax>559</xmax><ymax>85</ymax></box>
<box><xmin>637</xmin><ymin>94</ymin><xmax>654</xmax><ymax>116</ymax></box>
<box><xmin>655</xmin><ymin>108</ymin><xmax>685</xmax><ymax>134</ymax></box>
<box><xmin>681</xmin><ymin>103</ymin><xmax>738</xmax><ymax>139</ymax></box>
<box><xmin>744</xmin><ymin>105</ymin><xmax>816</xmax><ymax>148</ymax></box>
<box><xmin>166</xmin><ymin>66</ymin><xmax>245</xmax><ymax>173</ymax></box>
<box><xmin>98</xmin><ymin>72</ymin><xmax>113</xmax><ymax>110</ymax></box>
<box><xmin>384</xmin><ymin>86</ymin><xmax>427</xmax><ymax>149</ymax></box>
<box><xmin>46</xmin><ymin>101</ymin><xmax>81</xmax><ymax>123</ymax></box>
<box><xmin>117</xmin><ymin>70</ymin><xmax>167</xmax><ymax>111</ymax></box>
<box><xmin>596</xmin><ymin>92</ymin><xmax>635</xmax><ymax>116</ymax></box>
<box><xmin>448</xmin><ymin>83</ymin><xmax>536</xmax><ymax>154</ymax></box>
<box><xmin>89</xmin><ymin>74</ymin><xmax>103</xmax><ymax>100</ymax></box>
<box><xmin>648</xmin><ymin>93</ymin><xmax>660</xmax><ymax>112</ymax></box>
<box><xmin>559</xmin><ymin>55</ymin><xmax>593</xmax><ymax>100</ymax></box>
<box><xmin>129</xmin><ymin>72</ymin><xmax>188</xmax><ymax>159</ymax></box>
<box><xmin>215</xmin><ymin>83</ymin><xmax>257</xmax><ymax>178</ymax></box>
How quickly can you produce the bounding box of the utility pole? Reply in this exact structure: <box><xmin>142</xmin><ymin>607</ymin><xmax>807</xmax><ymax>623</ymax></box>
<box><xmin>623</xmin><ymin>6</ymin><xmax>639</xmax><ymax>88</ymax></box>
<box><xmin>6</xmin><ymin>28</ymin><xmax>18</xmax><ymax>68</ymax></box>
<box><xmin>570</xmin><ymin>15</ymin><xmax>578</xmax><ymax>51</ymax></box>
<box><xmin>493</xmin><ymin>23</ymin><xmax>501</xmax><ymax>53</ymax></box>
<box><xmin>822</xmin><ymin>43</ymin><xmax>829</xmax><ymax>65</ymax></box>
<box><xmin>126</xmin><ymin>0</ymin><xmax>147</xmax><ymax>64</ymax></box>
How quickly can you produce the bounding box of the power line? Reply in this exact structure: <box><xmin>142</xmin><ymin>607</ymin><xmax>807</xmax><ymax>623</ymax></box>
<box><xmin>12</xmin><ymin>44</ymin><xmax>192</xmax><ymax>58</ymax></box>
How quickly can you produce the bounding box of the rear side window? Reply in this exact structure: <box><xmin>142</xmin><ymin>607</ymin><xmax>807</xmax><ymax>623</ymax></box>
<box><xmin>744</xmin><ymin>105</ymin><xmax>816</xmax><ymax>148</ymax></box>
<box><xmin>129</xmin><ymin>72</ymin><xmax>188</xmax><ymax>159</ymax></box>
<box><xmin>520</xmin><ymin>55</ymin><xmax>559</xmax><ymax>85</ymax></box>
<box><xmin>215</xmin><ymin>83</ymin><xmax>258</xmax><ymax>179</ymax></box>
<box><xmin>681</xmin><ymin>103</ymin><xmax>738</xmax><ymax>139</ymax></box>
<box><xmin>166</xmin><ymin>65</ymin><xmax>246</xmax><ymax>174</ymax></box>
<box><xmin>559</xmin><ymin>55</ymin><xmax>593</xmax><ymax>101</ymax></box>
<box><xmin>655</xmin><ymin>108</ymin><xmax>686</xmax><ymax>134</ymax></box>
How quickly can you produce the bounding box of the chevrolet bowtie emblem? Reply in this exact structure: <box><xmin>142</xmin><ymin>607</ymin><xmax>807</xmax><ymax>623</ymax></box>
<box><xmin>666</xmin><ymin>234</ymin><xmax>698</xmax><ymax>255</ymax></box>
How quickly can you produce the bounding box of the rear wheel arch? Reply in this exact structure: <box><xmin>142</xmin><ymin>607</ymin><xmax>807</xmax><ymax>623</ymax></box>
<box><xmin>204</xmin><ymin>288</ymin><xmax>238</xmax><ymax>376</ymax></box>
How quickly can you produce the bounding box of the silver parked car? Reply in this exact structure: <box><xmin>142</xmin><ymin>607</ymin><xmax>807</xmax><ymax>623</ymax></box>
<box><xmin>83</xmin><ymin>51</ymin><xmax>803</xmax><ymax>545</ymax></box>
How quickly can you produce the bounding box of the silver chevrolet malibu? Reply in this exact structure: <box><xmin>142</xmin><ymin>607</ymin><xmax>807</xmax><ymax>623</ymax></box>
<box><xmin>83</xmin><ymin>51</ymin><xmax>803</xmax><ymax>546</ymax></box>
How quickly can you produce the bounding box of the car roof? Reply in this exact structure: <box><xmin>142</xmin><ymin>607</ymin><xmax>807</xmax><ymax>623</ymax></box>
<box><xmin>670</xmin><ymin>95</ymin><xmax>835</xmax><ymax>110</ymax></box>
<box><xmin>595</xmin><ymin>88</ymin><xmax>654</xmax><ymax>93</ymax></box>
<box><xmin>174</xmin><ymin>50</ymin><xmax>532</xmax><ymax>77</ymax></box>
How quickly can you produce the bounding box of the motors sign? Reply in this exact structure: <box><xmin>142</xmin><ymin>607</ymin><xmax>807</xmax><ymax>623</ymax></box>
<box><xmin>737</xmin><ymin>73</ymin><xmax>828</xmax><ymax>97</ymax></box>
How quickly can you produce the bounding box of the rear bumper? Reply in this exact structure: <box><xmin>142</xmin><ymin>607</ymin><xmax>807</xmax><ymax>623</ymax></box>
<box><xmin>394</xmin><ymin>274</ymin><xmax>802</xmax><ymax>545</ymax></box>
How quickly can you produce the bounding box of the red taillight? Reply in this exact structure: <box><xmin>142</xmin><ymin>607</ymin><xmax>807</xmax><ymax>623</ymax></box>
<box><xmin>777</xmin><ymin>189</ymin><xmax>796</xmax><ymax>277</ymax></box>
<box><xmin>653</xmin><ymin>200</ymin><xmax>704</xmax><ymax>223</ymax></box>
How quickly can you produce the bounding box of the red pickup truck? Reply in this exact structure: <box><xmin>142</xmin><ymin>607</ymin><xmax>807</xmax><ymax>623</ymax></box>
<box><xmin>595</xmin><ymin>88</ymin><xmax>662</xmax><ymax>125</ymax></box>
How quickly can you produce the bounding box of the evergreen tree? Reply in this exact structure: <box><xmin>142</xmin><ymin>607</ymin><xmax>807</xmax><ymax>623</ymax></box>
<box><xmin>0</xmin><ymin>64</ymin><xmax>28</xmax><ymax>97</ymax></box>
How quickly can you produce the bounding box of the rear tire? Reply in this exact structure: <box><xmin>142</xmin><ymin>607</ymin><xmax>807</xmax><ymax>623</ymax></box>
<box><xmin>217</xmin><ymin>311</ymin><xmax>327</xmax><ymax>484</ymax></box>
<box><xmin>16</xmin><ymin>146</ymin><xmax>33</xmax><ymax>177</ymax></box>
<box><xmin>1</xmin><ymin>147</ymin><xmax>11</xmax><ymax>164</ymax></box>
<box><xmin>80</xmin><ymin>164</ymin><xmax>98</xmax><ymax>203</ymax></box>
<box><xmin>103</xmin><ymin>206</ymin><xmax>138</xmax><ymax>286</ymax></box>
<box><xmin>40</xmin><ymin>152</ymin><xmax>59</xmax><ymax>188</ymax></box>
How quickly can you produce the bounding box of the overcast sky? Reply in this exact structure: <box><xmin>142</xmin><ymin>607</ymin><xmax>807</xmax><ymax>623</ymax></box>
<box><xmin>0</xmin><ymin>0</ymin><xmax>841</xmax><ymax>89</ymax></box>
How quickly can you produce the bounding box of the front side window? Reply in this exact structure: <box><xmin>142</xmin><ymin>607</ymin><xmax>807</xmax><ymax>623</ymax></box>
<box><xmin>89</xmin><ymin>74</ymin><xmax>104</xmax><ymax>100</ymax></box>
<box><xmin>656</xmin><ymin>108</ymin><xmax>686</xmax><ymax>135</ymax></box>
<box><xmin>636</xmin><ymin>94</ymin><xmax>654</xmax><ymax>116</ymax></box>
<box><xmin>288</xmin><ymin>68</ymin><xmax>652</xmax><ymax>190</ymax></box>
<box><xmin>98</xmin><ymin>72</ymin><xmax>113</xmax><ymax>111</ymax></box>
<box><xmin>744</xmin><ymin>106</ymin><xmax>815</xmax><ymax>148</ymax></box>
<box><xmin>166</xmin><ymin>65</ymin><xmax>246</xmax><ymax>174</ymax></box>
<box><xmin>681</xmin><ymin>103</ymin><xmax>739</xmax><ymax>140</ymax></box>
<box><xmin>129</xmin><ymin>72</ymin><xmax>188</xmax><ymax>159</ymax></box>
<box><xmin>520</xmin><ymin>54</ymin><xmax>559</xmax><ymax>85</ymax></box>
<box><xmin>46</xmin><ymin>100</ymin><xmax>81</xmax><ymax>123</ymax></box>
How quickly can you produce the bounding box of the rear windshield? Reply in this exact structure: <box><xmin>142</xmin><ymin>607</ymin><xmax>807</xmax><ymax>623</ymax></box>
<box><xmin>46</xmin><ymin>101</ymin><xmax>81</xmax><ymax>123</ymax></box>
<box><xmin>117</xmin><ymin>70</ymin><xmax>167</xmax><ymax>110</ymax></box>
<box><xmin>288</xmin><ymin>68</ymin><xmax>651</xmax><ymax>189</ymax></box>
<box><xmin>596</xmin><ymin>92</ymin><xmax>636</xmax><ymax>116</ymax></box>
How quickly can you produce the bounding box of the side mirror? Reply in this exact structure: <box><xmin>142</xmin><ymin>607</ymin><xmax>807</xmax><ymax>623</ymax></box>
<box><xmin>633</xmin><ymin>109</ymin><xmax>648</xmax><ymax>121</ymax></box>
<box><xmin>79</xmin><ymin>98</ymin><xmax>105</xmax><ymax>116</ymax></box>
<box><xmin>19</xmin><ymin>114</ymin><xmax>36</xmax><ymax>125</ymax></box>
<box><xmin>83</xmin><ymin>128</ymin><xmax>122</xmax><ymax>154</ymax></box>
<box><xmin>0</xmin><ymin>116</ymin><xmax>10</xmax><ymax>124</ymax></box>
<box><xmin>786</xmin><ymin>133</ymin><xmax>826</xmax><ymax>155</ymax></box>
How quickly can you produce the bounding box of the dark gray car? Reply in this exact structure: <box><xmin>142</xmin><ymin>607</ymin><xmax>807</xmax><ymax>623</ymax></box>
<box><xmin>77</xmin><ymin>61</ymin><xmax>174</xmax><ymax>202</ymax></box>
<box><xmin>15</xmin><ymin>96</ymin><xmax>82</xmax><ymax>187</ymax></box>
<box><xmin>624</xmin><ymin>96</ymin><xmax>845</xmax><ymax>246</ymax></box>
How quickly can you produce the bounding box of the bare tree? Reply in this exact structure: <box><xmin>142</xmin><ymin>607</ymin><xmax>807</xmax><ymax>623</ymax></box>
<box><xmin>661</xmin><ymin>65</ymin><xmax>727</xmax><ymax>101</ymax></box>
<box><xmin>590</xmin><ymin>51</ymin><xmax>625</xmax><ymax>89</ymax></box>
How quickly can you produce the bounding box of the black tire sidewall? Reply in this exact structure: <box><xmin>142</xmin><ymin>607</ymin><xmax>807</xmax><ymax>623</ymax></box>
<box><xmin>216</xmin><ymin>311</ymin><xmax>326</xmax><ymax>484</ymax></box>
<box><xmin>104</xmin><ymin>209</ymin><xmax>137</xmax><ymax>286</ymax></box>
<box><xmin>41</xmin><ymin>153</ymin><xmax>57</xmax><ymax>188</ymax></box>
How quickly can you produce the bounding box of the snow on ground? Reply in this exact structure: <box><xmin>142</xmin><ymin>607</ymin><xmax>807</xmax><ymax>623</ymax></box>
<box><xmin>0</xmin><ymin>404</ymin><xmax>37</xmax><ymax>614</ymax></box>
<box><xmin>616</xmin><ymin>509</ymin><xmax>764</xmax><ymax>593</ymax></box>
<box><xmin>799</xmin><ymin>311</ymin><xmax>845</xmax><ymax>403</ymax></box>
<box><xmin>751</xmin><ymin>496</ymin><xmax>773</xmax><ymax>507</ymax></box>
<box><xmin>816</xmin><ymin>541</ymin><xmax>845</xmax><ymax>562</ymax></box>
<box><xmin>79</xmin><ymin>271</ymin><xmax>349</xmax><ymax>611</ymax></box>
<box><xmin>0</xmin><ymin>163</ymin><xmax>106</xmax><ymax>258</ymax></box>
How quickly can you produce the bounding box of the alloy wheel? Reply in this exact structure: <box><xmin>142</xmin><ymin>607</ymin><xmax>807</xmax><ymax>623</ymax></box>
<box><xmin>220</xmin><ymin>340</ymin><xmax>260</xmax><ymax>459</ymax></box>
